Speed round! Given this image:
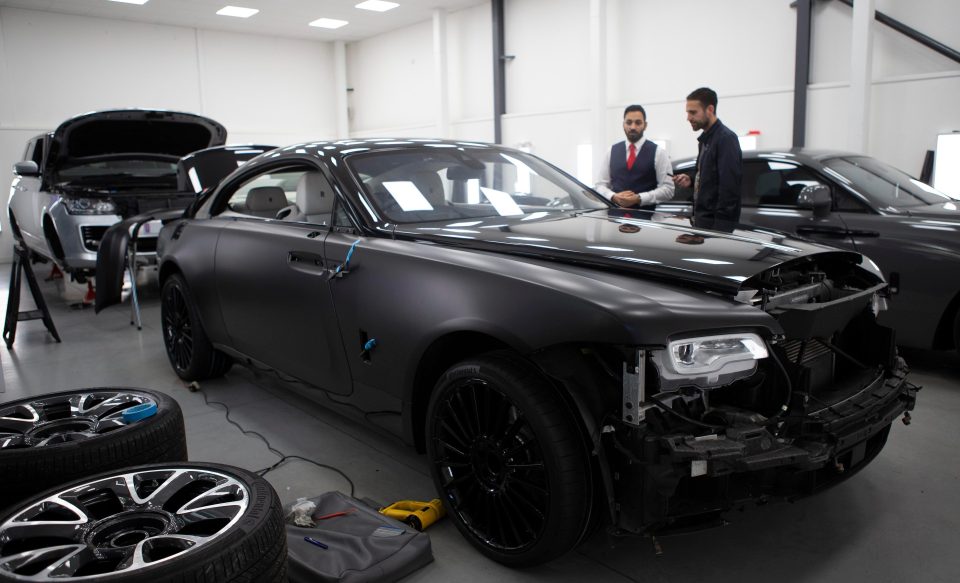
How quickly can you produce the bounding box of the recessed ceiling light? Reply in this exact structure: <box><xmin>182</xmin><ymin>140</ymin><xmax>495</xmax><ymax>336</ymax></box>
<box><xmin>108</xmin><ymin>0</ymin><xmax>150</xmax><ymax>5</ymax></box>
<box><xmin>355</xmin><ymin>1</ymin><xmax>399</xmax><ymax>12</ymax></box>
<box><xmin>309</xmin><ymin>18</ymin><xmax>349</xmax><ymax>29</ymax></box>
<box><xmin>217</xmin><ymin>6</ymin><xmax>259</xmax><ymax>18</ymax></box>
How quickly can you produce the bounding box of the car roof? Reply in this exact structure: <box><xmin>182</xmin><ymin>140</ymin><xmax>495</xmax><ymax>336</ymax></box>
<box><xmin>674</xmin><ymin>148</ymin><xmax>863</xmax><ymax>166</ymax></box>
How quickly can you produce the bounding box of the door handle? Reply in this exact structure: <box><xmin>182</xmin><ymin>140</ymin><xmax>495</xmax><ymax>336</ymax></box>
<box><xmin>287</xmin><ymin>251</ymin><xmax>327</xmax><ymax>275</ymax></box>
<box><xmin>795</xmin><ymin>225</ymin><xmax>849</xmax><ymax>238</ymax></box>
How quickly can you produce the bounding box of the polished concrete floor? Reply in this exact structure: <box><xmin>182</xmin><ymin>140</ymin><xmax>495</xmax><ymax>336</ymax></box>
<box><xmin>1</xmin><ymin>264</ymin><xmax>958</xmax><ymax>583</ymax></box>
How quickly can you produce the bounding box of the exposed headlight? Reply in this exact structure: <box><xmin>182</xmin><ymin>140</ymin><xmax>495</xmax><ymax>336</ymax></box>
<box><xmin>652</xmin><ymin>332</ymin><xmax>768</xmax><ymax>390</ymax></box>
<box><xmin>63</xmin><ymin>197</ymin><xmax>117</xmax><ymax>215</ymax></box>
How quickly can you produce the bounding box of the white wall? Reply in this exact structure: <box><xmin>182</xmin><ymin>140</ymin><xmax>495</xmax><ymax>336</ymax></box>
<box><xmin>346</xmin><ymin>2</ymin><xmax>493</xmax><ymax>141</ymax></box>
<box><xmin>0</xmin><ymin>7</ymin><xmax>338</xmax><ymax>257</ymax></box>
<box><xmin>343</xmin><ymin>0</ymin><xmax>959</xmax><ymax>182</ymax></box>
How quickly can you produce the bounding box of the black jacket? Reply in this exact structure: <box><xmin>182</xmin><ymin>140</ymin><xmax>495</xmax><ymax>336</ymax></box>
<box><xmin>693</xmin><ymin>119</ymin><xmax>742</xmax><ymax>231</ymax></box>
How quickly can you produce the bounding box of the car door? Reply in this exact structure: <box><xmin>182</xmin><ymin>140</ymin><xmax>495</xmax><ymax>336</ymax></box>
<box><xmin>211</xmin><ymin>162</ymin><xmax>352</xmax><ymax>394</ymax></box>
<box><xmin>737</xmin><ymin>158</ymin><xmax>860</xmax><ymax>250</ymax></box>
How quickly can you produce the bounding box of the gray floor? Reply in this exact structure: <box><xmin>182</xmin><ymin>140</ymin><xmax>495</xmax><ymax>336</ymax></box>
<box><xmin>2</xmin><ymin>264</ymin><xmax>959</xmax><ymax>583</ymax></box>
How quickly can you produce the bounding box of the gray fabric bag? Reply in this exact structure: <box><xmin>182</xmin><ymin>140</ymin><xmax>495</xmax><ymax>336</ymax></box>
<box><xmin>285</xmin><ymin>491</ymin><xmax>434</xmax><ymax>583</ymax></box>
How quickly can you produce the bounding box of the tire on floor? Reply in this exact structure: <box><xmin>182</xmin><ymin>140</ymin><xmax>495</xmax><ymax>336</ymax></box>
<box><xmin>0</xmin><ymin>388</ymin><xmax>188</xmax><ymax>511</ymax></box>
<box><xmin>0</xmin><ymin>462</ymin><xmax>286</xmax><ymax>582</ymax></box>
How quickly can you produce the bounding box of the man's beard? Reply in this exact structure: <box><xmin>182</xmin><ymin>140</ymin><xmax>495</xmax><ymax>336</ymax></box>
<box><xmin>626</xmin><ymin>130</ymin><xmax>643</xmax><ymax>142</ymax></box>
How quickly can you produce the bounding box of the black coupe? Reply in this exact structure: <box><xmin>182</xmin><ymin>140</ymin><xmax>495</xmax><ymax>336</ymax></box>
<box><xmin>99</xmin><ymin>139</ymin><xmax>917</xmax><ymax>566</ymax></box>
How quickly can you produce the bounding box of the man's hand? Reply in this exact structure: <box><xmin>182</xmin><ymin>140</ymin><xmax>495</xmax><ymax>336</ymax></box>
<box><xmin>612</xmin><ymin>191</ymin><xmax>640</xmax><ymax>207</ymax></box>
<box><xmin>673</xmin><ymin>174</ymin><xmax>692</xmax><ymax>188</ymax></box>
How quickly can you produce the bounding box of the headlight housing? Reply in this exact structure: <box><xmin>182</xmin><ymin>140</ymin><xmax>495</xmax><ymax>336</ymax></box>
<box><xmin>62</xmin><ymin>197</ymin><xmax>117</xmax><ymax>215</ymax></box>
<box><xmin>651</xmin><ymin>332</ymin><xmax>768</xmax><ymax>390</ymax></box>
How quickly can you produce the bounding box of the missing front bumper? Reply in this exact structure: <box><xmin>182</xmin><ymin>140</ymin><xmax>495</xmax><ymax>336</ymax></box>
<box><xmin>609</xmin><ymin>358</ymin><xmax>916</xmax><ymax>534</ymax></box>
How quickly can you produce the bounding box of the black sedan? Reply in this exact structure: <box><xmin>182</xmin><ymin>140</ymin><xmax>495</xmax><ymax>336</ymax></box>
<box><xmin>669</xmin><ymin>150</ymin><xmax>960</xmax><ymax>354</ymax></box>
<box><xmin>99</xmin><ymin>140</ymin><xmax>916</xmax><ymax>566</ymax></box>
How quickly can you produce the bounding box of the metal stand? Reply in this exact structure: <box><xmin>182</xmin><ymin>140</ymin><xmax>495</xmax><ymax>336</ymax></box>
<box><xmin>3</xmin><ymin>243</ymin><xmax>61</xmax><ymax>348</ymax></box>
<box><xmin>128</xmin><ymin>223</ymin><xmax>144</xmax><ymax>330</ymax></box>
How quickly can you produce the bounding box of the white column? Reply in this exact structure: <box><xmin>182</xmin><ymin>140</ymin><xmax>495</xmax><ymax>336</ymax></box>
<box><xmin>589</xmin><ymin>0</ymin><xmax>607</xmax><ymax>185</ymax></box>
<box><xmin>849</xmin><ymin>0</ymin><xmax>875</xmax><ymax>153</ymax></box>
<box><xmin>433</xmin><ymin>9</ymin><xmax>450</xmax><ymax>139</ymax></box>
<box><xmin>334</xmin><ymin>41</ymin><xmax>350</xmax><ymax>139</ymax></box>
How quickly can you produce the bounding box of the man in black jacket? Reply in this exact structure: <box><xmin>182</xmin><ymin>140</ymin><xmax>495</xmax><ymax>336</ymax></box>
<box><xmin>673</xmin><ymin>87</ymin><xmax>742</xmax><ymax>231</ymax></box>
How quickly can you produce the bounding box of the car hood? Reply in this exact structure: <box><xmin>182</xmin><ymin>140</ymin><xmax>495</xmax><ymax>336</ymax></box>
<box><xmin>902</xmin><ymin>201</ymin><xmax>960</xmax><ymax>219</ymax></box>
<box><xmin>48</xmin><ymin>109</ymin><xmax>227</xmax><ymax>171</ymax></box>
<box><xmin>392</xmin><ymin>209</ymin><xmax>864</xmax><ymax>296</ymax></box>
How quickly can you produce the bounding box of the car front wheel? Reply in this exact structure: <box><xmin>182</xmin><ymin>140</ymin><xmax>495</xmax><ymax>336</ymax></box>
<box><xmin>160</xmin><ymin>274</ymin><xmax>232</xmax><ymax>381</ymax></box>
<box><xmin>426</xmin><ymin>351</ymin><xmax>592</xmax><ymax>567</ymax></box>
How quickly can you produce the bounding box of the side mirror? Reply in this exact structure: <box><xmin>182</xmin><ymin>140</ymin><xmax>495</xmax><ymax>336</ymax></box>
<box><xmin>13</xmin><ymin>161</ymin><xmax>40</xmax><ymax>177</ymax></box>
<box><xmin>797</xmin><ymin>184</ymin><xmax>832</xmax><ymax>218</ymax></box>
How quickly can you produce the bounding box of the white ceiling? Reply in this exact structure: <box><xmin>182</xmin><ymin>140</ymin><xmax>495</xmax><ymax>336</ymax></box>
<box><xmin>0</xmin><ymin>0</ymin><xmax>484</xmax><ymax>42</ymax></box>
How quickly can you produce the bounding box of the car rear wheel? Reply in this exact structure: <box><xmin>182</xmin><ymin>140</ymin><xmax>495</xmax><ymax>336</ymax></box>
<box><xmin>161</xmin><ymin>274</ymin><xmax>232</xmax><ymax>381</ymax></box>
<box><xmin>426</xmin><ymin>351</ymin><xmax>592</xmax><ymax>567</ymax></box>
<box><xmin>0</xmin><ymin>388</ymin><xmax>187</xmax><ymax>512</ymax></box>
<box><xmin>0</xmin><ymin>462</ymin><xmax>286</xmax><ymax>582</ymax></box>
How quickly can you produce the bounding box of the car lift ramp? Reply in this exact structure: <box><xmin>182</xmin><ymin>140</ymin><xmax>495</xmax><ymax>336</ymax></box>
<box><xmin>3</xmin><ymin>243</ymin><xmax>61</xmax><ymax>348</ymax></box>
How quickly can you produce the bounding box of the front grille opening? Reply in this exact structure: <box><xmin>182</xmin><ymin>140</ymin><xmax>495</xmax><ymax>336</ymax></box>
<box><xmin>80</xmin><ymin>226</ymin><xmax>108</xmax><ymax>251</ymax></box>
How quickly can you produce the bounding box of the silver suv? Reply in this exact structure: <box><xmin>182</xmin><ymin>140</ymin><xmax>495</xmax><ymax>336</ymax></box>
<box><xmin>8</xmin><ymin>109</ymin><xmax>226</xmax><ymax>276</ymax></box>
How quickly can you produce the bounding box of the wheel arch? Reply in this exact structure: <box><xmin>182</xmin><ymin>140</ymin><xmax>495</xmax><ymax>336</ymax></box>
<box><xmin>42</xmin><ymin>213</ymin><xmax>65</xmax><ymax>262</ymax></box>
<box><xmin>933</xmin><ymin>289</ymin><xmax>960</xmax><ymax>350</ymax></box>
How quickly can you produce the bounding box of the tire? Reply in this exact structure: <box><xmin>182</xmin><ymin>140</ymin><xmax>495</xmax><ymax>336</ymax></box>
<box><xmin>426</xmin><ymin>351</ymin><xmax>592</xmax><ymax>567</ymax></box>
<box><xmin>0</xmin><ymin>388</ymin><xmax>187</xmax><ymax>511</ymax></box>
<box><xmin>161</xmin><ymin>274</ymin><xmax>232</xmax><ymax>381</ymax></box>
<box><xmin>0</xmin><ymin>462</ymin><xmax>286</xmax><ymax>582</ymax></box>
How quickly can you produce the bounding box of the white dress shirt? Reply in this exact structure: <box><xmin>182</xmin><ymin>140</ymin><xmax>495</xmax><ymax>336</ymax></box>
<box><xmin>595</xmin><ymin>137</ymin><xmax>675</xmax><ymax>206</ymax></box>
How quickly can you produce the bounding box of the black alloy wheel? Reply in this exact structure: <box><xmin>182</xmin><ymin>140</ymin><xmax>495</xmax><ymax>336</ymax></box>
<box><xmin>426</xmin><ymin>351</ymin><xmax>592</xmax><ymax>567</ymax></box>
<box><xmin>160</xmin><ymin>274</ymin><xmax>231</xmax><ymax>381</ymax></box>
<box><xmin>0</xmin><ymin>389</ymin><xmax>187</xmax><ymax>511</ymax></box>
<box><xmin>0</xmin><ymin>463</ymin><xmax>286</xmax><ymax>582</ymax></box>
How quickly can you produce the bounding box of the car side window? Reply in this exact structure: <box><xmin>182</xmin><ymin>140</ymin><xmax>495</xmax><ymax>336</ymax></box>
<box><xmin>834</xmin><ymin>189</ymin><xmax>870</xmax><ymax>213</ymax></box>
<box><xmin>743</xmin><ymin>160</ymin><xmax>828</xmax><ymax>208</ymax></box>
<box><xmin>221</xmin><ymin>169</ymin><xmax>302</xmax><ymax>219</ymax></box>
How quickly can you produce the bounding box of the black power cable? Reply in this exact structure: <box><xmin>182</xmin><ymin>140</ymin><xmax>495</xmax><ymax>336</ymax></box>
<box><xmin>195</xmin><ymin>386</ymin><xmax>356</xmax><ymax>497</ymax></box>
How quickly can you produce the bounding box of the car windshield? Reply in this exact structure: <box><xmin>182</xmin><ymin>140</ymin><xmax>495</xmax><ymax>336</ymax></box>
<box><xmin>346</xmin><ymin>146</ymin><xmax>608</xmax><ymax>223</ymax></box>
<box><xmin>823</xmin><ymin>156</ymin><xmax>956</xmax><ymax>208</ymax></box>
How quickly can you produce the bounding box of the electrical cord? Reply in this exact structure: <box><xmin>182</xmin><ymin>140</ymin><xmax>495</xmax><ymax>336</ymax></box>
<box><xmin>195</xmin><ymin>385</ymin><xmax>356</xmax><ymax>497</ymax></box>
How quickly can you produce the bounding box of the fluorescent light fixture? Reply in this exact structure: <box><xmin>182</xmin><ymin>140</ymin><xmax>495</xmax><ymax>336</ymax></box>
<box><xmin>356</xmin><ymin>1</ymin><xmax>399</xmax><ymax>11</ymax></box>
<box><xmin>217</xmin><ymin>6</ymin><xmax>259</xmax><ymax>18</ymax></box>
<box><xmin>108</xmin><ymin>0</ymin><xmax>149</xmax><ymax>4</ymax></box>
<box><xmin>310</xmin><ymin>18</ymin><xmax>349</xmax><ymax>29</ymax></box>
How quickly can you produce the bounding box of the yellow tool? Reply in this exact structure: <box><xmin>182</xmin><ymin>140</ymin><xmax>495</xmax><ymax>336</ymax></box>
<box><xmin>379</xmin><ymin>499</ymin><xmax>445</xmax><ymax>531</ymax></box>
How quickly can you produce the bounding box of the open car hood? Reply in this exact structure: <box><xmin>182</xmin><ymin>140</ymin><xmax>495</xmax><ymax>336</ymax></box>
<box><xmin>47</xmin><ymin>109</ymin><xmax>227</xmax><ymax>175</ymax></box>
<box><xmin>393</xmin><ymin>209</ymin><xmax>867</xmax><ymax>296</ymax></box>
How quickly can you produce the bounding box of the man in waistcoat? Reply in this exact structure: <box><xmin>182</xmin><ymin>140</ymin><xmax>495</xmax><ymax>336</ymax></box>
<box><xmin>673</xmin><ymin>87</ymin><xmax>742</xmax><ymax>231</ymax></box>
<box><xmin>595</xmin><ymin>105</ymin><xmax>674</xmax><ymax>210</ymax></box>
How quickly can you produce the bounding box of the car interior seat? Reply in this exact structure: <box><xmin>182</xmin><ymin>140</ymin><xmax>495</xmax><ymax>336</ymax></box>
<box><xmin>279</xmin><ymin>172</ymin><xmax>334</xmax><ymax>225</ymax></box>
<box><xmin>244</xmin><ymin>186</ymin><xmax>287</xmax><ymax>218</ymax></box>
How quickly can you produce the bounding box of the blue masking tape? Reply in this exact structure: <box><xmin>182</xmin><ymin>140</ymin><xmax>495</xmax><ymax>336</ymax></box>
<box><xmin>122</xmin><ymin>402</ymin><xmax>157</xmax><ymax>423</ymax></box>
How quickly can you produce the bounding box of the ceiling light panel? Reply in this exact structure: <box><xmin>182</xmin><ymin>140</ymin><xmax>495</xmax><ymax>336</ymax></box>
<box><xmin>309</xmin><ymin>18</ymin><xmax>349</xmax><ymax>29</ymax></box>
<box><xmin>217</xmin><ymin>6</ymin><xmax>260</xmax><ymax>18</ymax></box>
<box><xmin>108</xmin><ymin>0</ymin><xmax>150</xmax><ymax>5</ymax></box>
<box><xmin>355</xmin><ymin>1</ymin><xmax>399</xmax><ymax>12</ymax></box>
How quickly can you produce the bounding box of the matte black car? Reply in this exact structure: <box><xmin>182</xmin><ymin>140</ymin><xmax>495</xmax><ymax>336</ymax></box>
<box><xmin>8</xmin><ymin>110</ymin><xmax>227</xmax><ymax>275</ymax></box>
<box><xmin>105</xmin><ymin>140</ymin><xmax>916</xmax><ymax>566</ymax></box>
<box><xmin>670</xmin><ymin>149</ymin><xmax>960</xmax><ymax>354</ymax></box>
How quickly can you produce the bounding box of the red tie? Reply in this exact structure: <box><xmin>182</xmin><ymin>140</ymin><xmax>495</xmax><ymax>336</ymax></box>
<box><xmin>627</xmin><ymin>143</ymin><xmax>637</xmax><ymax>170</ymax></box>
